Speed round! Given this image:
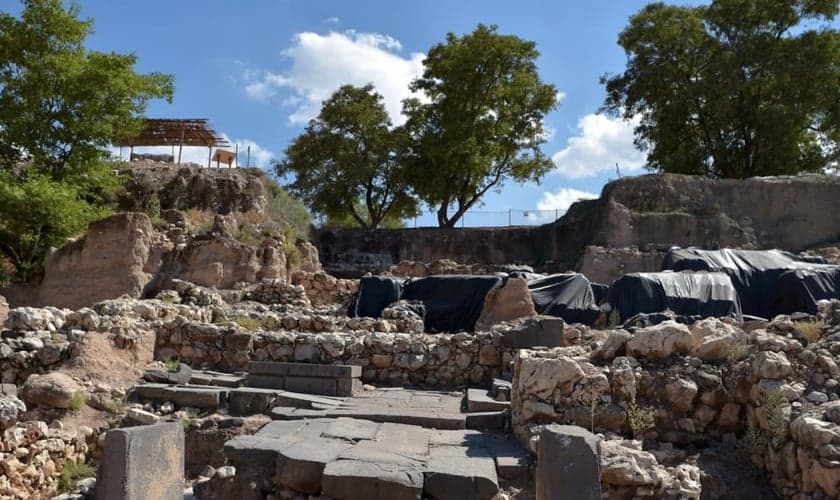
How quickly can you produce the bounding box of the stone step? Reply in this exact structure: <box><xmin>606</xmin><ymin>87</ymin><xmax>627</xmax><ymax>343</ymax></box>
<box><xmin>247</xmin><ymin>361</ymin><xmax>362</xmax><ymax>379</ymax></box>
<box><xmin>466</xmin><ymin>388</ymin><xmax>511</xmax><ymax>412</ymax></box>
<box><xmin>189</xmin><ymin>370</ymin><xmax>246</xmax><ymax>388</ymax></box>
<box><xmin>271</xmin><ymin>406</ymin><xmax>468</xmax><ymax>430</ymax></box>
<box><xmin>133</xmin><ymin>383</ymin><xmax>227</xmax><ymax>409</ymax></box>
<box><xmin>490</xmin><ymin>378</ymin><xmax>512</xmax><ymax>401</ymax></box>
<box><xmin>246</xmin><ymin>373</ymin><xmax>361</xmax><ymax>397</ymax></box>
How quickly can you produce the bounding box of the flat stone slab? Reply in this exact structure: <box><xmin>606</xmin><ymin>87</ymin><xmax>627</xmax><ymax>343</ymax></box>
<box><xmin>322</xmin><ymin>459</ymin><xmax>424</xmax><ymax>500</ymax></box>
<box><xmin>133</xmin><ymin>384</ymin><xmax>227</xmax><ymax>409</ymax></box>
<box><xmin>425</xmin><ymin>446</ymin><xmax>500</xmax><ymax>500</ymax></box>
<box><xmin>220</xmin><ymin>416</ymin><xmax>523</xmax><ymax>500</ymax></box>
<box><xmin>247</xmin><ymin>361</ymin><xmax>362</xmax><ymax>378</ymax></box>
<box><xmin>270</xmin><ymin>406</ymin><xmax>467</xmax><ymax>429</ymax></box>
<box><xmin>96</xmin><ymin>423</ymin><xmax>184</xmax><ymax>500</ymax></box>
<box><xmin>466</xmin><ymin>388</ymin><xmax>511</xmax><ymax>412</ymax></box>
<box><xmin>273</xmin><ymin>390</ymin><xmax>345</xmax><ymax>409</ymax></box>
<box><xmin>190</xmin><ymin>370</ymin><xmax>245</xmax><ymax>387</ymax></box>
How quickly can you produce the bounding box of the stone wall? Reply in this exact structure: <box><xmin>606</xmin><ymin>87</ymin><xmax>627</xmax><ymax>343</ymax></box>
<box><xmin>316</xmin><ymin>173</ymin><xmax>840</xmax><ymax>276</ymax></box>
<box><xmin>511</xmin><ymin>307</ymin><xmax>840</xmax><ymax>498</ymax></box>
<box><xmin>155</xmin><ymin>319</ymin><xmax>512</xmax><ymax>387</ymax></box>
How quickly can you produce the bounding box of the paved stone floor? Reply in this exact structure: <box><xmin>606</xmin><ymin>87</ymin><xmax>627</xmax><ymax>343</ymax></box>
<box><xmin>225</xmin><ymin>416</ymin><xmax>529</xmax><ymax>500</ymax></box>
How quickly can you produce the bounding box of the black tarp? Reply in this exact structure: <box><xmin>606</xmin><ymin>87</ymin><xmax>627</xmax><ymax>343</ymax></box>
<box><xmin>591</xmin><ymin>282</ymin><xmax>609</xmax><ymax>305</ymax></box>
<box><xmin>607</xmin><ymin>271</ymin><xmax>742</xmax><ymax>323</ymax></box>
<box><xmin>401</xmin><ymin>275</ymin><xmax>504</xmax><ymax>332</ymax></box>
<box><xmin>774</xmin><ymin>267</ymin><xmax>840</xmax><ymax>315</ymax></box>
<box><xmin>351</xmin><ymin>276</ymin><xmax>405</xmax><ymax>318</ymax></box>
<box><xmin>661</xmin><ymin>248</ymin><xmax>832</xmax><ymax>319</ymax></box>
<box><xmin>527</xmin><ymin>273</ymin><xmax>600</xmax><ymax>325</ymax></box>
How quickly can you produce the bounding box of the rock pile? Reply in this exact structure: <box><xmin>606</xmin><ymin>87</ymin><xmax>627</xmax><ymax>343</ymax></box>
<box><xmin>291</xmin><ymin>270</ymin><xmax>358</xmax><ymax>306</ymax></box>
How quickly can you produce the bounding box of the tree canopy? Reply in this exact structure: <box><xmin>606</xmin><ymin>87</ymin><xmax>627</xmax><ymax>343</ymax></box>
<box><xmin>402</xmin><ymin>24</ymin><xmax>558</xmax><ymax>227</ymax></box>
<box><xmin>275</xmin><ymin>84</ymin><xmax>418</xmax><ymax>229</ymax></box>
<box><xmin>0</xmin><ymin>0</ymin><xmax>174</xmax><ymax>175</ymax></box>
<box><xmin>602</xmin><ymin>0</ymin><xmax>840</xmax><ymax>178</ymax></box>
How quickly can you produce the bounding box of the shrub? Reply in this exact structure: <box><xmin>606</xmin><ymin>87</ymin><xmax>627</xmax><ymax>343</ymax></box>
<box><xmin>0</xmin><ymin>171</ymin><xmax>111</xmax><ymax>283</ymax></box>
<box><xmin>164</xmin><ymin>357</ymin><xmax>180</xmax><ymax>372</ymax></box>
<box><xmin>103</xmin><ymin>397</ymin><xmax>125</xmax><ymax>415</ymax></box>
<box><xmin>795</xmin><ymin>319</ymin><xmax>826</xmax><ymax>344</ymax></box>
<box><xmin>67</xmin><ymin>391</ymin><xmax>87</xmax><ymax>411</ymax></box>
<box><xmin>59</xmin><ymin>460</ymin><xmax>96</xmax><ymax>492</ymax></box>
<box><xmin>627</xmin><ymin>402</ymin><xmax>656</xmax><ymax>438</ymax></box>
<box><xmin>766</xmin><ymin>391</ymin><xmax>791</xmax><ymax>448</ymax></box>
<box><xmin>263</xmin><ymin>177</ymin><xmax>312</xmax><ymax>240</ymax></box>
<box><xmin>184</xmin><ymin>208</ymin><xmax>214</xmax><ymax>234</ymax></box>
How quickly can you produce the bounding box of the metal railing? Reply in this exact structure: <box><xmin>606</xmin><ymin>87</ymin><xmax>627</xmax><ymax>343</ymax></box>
<box><xmin>410</xmin><ymin>208</ymin><xmax>564</xmax><ymax>228</ymax></box>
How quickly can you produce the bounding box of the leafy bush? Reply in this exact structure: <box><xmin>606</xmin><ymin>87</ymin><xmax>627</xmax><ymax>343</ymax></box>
<box><xmin>766</xmin><ymin>391</ymin><xmax>791</xmax><ymax>448</ymax></box>
<box><xmin>0</xmin><ymin>171</ymin><xmax>110</xmax><ymax>283</ymax></box>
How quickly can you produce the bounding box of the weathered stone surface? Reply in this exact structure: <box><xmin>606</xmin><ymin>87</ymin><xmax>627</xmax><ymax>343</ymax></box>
<box><xmin>144</xmin><ymin>363</ymin><xmax>193</xmax><ymax>385</ymax></box>
<box><xmin>475</xmin><ymin>278</ymin><xmax>537</xmax><ymax>331</ymax></box>
<box><xmin>96</xmin><ymin>423</ymin><xmax>184</xmax><ymax>500</ymax></box>
<box><xmin>689</xmin><ymin>318</ymin><xmax>742</xmax><ymax>361</ymax></box>
<box><xmin>537</xmin><ymin>424</ymin><xmax>601</xmax><ymax>500</ymax></box>
<box><xmin>600</xmin><ymin>440</ymin><xmax>665</xmax><ymax>487</ymax></box>
<box><xmin>0</xmin><ymin>294</ymin><xmax>8</xmax><ymax>326</ymax></box>
<box><xmin>753</xmin><ymin>350</ymin><xmax>793</xmax><ymax>379</ymax></box>
<box><xmin>0</xmin><ymin>395</ymin><xmax>26</xmax><ymax>429</ymax></box>
<box><xmin>626</xmin><ymin>321</ymin><xmax>693</xmax><ymax>360</ymax></box>
<box><xmin>424</xmin><ymin>446</ymin><xmax>499</xmax><ymax>500</ymax></box>
<box><xmin>321</xmin><ymin>459</ymin><xmax>423</xmax><ymax>500</ymax></box>
<box><xmin>126</xmin><ymin>407</ymin><xmax>160</xmax><ymax>424</ymax></box>
<box><xmin>502</xmin><ymin>316</ymin><xmax>566</xmax><ymax>348</ymax></box>
<box><xmin>275</xmin><ymin>437</ymin><xmax>353</xmax><ymax>493</ymax></box>
<box><xmin>19</xmin><ymin>372</ymin><xmax>82</xmax><ymax>409</ymax></box>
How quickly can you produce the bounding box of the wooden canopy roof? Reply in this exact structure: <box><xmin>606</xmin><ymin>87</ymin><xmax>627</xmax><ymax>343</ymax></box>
<box><xmin>116</xmin><ymin>118</ymin><xmax>230</xmax><ymax>148</ymax></box>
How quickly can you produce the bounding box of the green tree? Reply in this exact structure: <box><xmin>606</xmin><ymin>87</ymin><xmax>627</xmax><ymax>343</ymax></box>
<box><xmin>0</xmin><ymin>171</ymin><xmax>110</xmax><ymax>282</ymax></box>
<box><xmin>323</xmin><ymin>199</ymin><xmax>407</xmax><ymax>229</ymax></box>
<box><xmin>276</xmin><ymin>84</ymin><xmax>418</xmax><ymax>229</ymax></box>
<box><xmin>0</xmin><ymin>0</ymin><xmax>174</xmax><ymax>175</ymax></box>
<box><xmin>602</xmin><ymin>0</ymin><xmax>840</xmax><ymax>178</ymax></box>
<box><xmin>402</xmin><ymin>24</ymin><xmax>558</xmax><ymax>228</ymax></box>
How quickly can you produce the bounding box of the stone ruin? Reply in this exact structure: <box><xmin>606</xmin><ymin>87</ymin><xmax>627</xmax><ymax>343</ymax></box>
<box><xmin>3</xmin><ymin>172</ymin><xmax>840</xmax><ymax>499</ymax></box>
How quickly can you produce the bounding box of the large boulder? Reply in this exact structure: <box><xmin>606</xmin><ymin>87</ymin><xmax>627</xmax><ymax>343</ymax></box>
<box><xmin>20</xmin><ymin>372</ymin><xmax>83</xmax><ymax>409</ymax></box>
<box><xmin>689</xmin><ymin>318</ymin><xmax>743</xmax><ymax>361</ymax></box>
<box><xmin>39</xmin><ymin>213</ymin><xmax>156</xmax><ymax>309</ymax></box>
<box><xmin>626</xmin><ymin>321</ymin><xmax>693</xmax><ymax>360</ymax></box>
<box><xmin>475</xmin><ymin>278</ymin><xmax>537</xmax><ymax>331</ymax></box>
<box><xmin>0</xmin><ymin>395</ymin><xmax>26</xmax><ymax>429</ymax></box>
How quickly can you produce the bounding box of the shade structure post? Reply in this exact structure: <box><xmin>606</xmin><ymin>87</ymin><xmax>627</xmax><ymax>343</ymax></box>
<box><xmin>207</xmin><ymin>146</ymin><xmax>212</xmax><ymax>168</ymax></box>
<box><xmin>177</xmin><ymin>123</ymin><xmax>185</xmax><ymax>164</ymax></box>
<box><xmin>234</xmin><ymin>144</ymin><xmax>238</xmax><ymax>169</ymax></box>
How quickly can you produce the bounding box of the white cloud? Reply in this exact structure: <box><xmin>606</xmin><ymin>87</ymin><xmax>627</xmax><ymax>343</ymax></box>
<box><xmin>555</xmin><ymin>91</ymin><xmax>566</xmax><ymax>105</ymax></box>
<box><xmin>551</xmin><ymin>113</ymin><xmax>645</xmax><ymax>179</ymax></box>
<box><xmin>109</xmin><ymin>134</ymin><xmax>275</xmax><ymax>169</ymax></box>
<box><xmin>536</xmin><ymin>187</ymin><xmax>599</xmax><ymax>215</ymax></box>
<box><xmin>324</xmin><ymin>16</ymin><xmax>340</xmax><ymax>24</ymax></box>
<box><xmin>241</xmin><ymin>30</ymin><xmax>426</xmax><ymax>125</ymax></box>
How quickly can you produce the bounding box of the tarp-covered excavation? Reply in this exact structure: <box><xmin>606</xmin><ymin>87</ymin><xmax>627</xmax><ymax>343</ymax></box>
<box><xmin>401</xmin><ymin>275</ymin><xmax>504</xmax><ymax>332</ymax></box>
<box><xmin>351</xmin><ymin>276</ymin><xmax>405</xmax><ymax>318</ymax></box>
<box><xmin>607</xmin><ymin>271</ymin><xmax>742</xmax><ymax>323</ymax></box>
<box><xmin>774</xmin><ymin>267</ymin><xmax>840</xmax><ymax>315</ymax></box>
<box><xmin>527</xmin><ymin>273</ymin><xmax>600</xmax><ymax>325</ymax></box>
<box><xmin>661</xmin><ymin>248</ymin><xmax>830</xmax><ymax>319</ymax></box>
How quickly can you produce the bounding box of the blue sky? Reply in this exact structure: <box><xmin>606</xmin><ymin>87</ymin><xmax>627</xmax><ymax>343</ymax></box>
<box><xmin>6</xmin><ymin>0</ymin><xmax>766</xmax><ymax>225</ymax></box>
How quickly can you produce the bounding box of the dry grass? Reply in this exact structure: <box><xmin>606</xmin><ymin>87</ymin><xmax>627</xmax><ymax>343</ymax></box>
<box><xmin>795</xmin><ymin>319</ymin><xmax>826</xmax><ymax>344</ymax></box>
<box><xmin>185</xmin><ymin>208</ymin><xmax>214</xmax><ymax>234</ymax></box>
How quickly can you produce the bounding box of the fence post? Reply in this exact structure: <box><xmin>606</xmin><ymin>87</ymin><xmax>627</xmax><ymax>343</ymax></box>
<box><xmin>508</xmin><ymin>209</ymin><xmax>512</xmax><ymax>226</ymax></box>
<box><xmin>555</xmin><ymin>209</ymin><xmax>559</xmax><ymax>220</ymax></box>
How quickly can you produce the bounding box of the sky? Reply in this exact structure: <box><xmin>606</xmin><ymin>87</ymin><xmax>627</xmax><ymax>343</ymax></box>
<box><xmin>6</xmin><ymin>0</ymin><xmax>724</xmax><ymax>226</ymax></box>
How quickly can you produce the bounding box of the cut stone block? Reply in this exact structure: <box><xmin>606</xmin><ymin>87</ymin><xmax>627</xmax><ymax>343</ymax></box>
<box><xmin>96</xmin><ymin>423</ymin><xmax>184</xmax><ymax>500</ymax></box>
<box><xmin>275</xmin><ymin>437</ymin><xmax>353</xmax><ymax>493</ymax></box>
<box><xmin>465</xmin><ymin>410</ymin><xmax>507</xmax><ymax>430</ymax></box>
<box><xmin>284</xmin><ymin>376</ymin><xmax>338</xmax><ymax>396</ymax></box>
<box><xmin>245</xmin><ymin>374</ymin><xmax>285</xmax><ymax>390</ymax></box>
<box><xmin>322</xmin><ymin>459</ymin><xmax>424</xmax><ymax>500</ymax></box>
<box><xmin>337</xmin><ymin>377</ymin><xmax>363</xmax><ymax>396</ymax></box>
<box><xmin>190</xmin><ymin>370</ymin><xmax>245</xmax><ymax>387</ymax></box>
<box><xmin>375</xmin><ymin>423</ymin><xmax>431</xmax><ymax>458</ymax></box>
<box><xmin>466</xmin><ymin>388</ymin><xmax>511</xmax><ymax>412</ymax></box>
<box><xmin>274</xmin><ymin>391</ymin><xmax>344</xmax><ymax>409</ymax></box>
<box><xmin>224</xmin><ymin>435</ymin><xmax>294</xmax><ymax>476</ymax></box>
<box><xmin>502</xmin><ymin>317</ymin><xmax>566</xmax><ymax>348</ymax></box>
<box><xmin>322</xmin><ymin>417</ymin><xmax>379</xmax><ymax>441</ymax></box>
<box><xmin>424</xmin><ymin>446</ymin><xmax>499</xmax><ymax>500</ymax></box>
<box><xmin>133</xmin><ymin>384</ymin><xmax>226</xmax><ymax>409</ymax></box>
<box><xmin>228</xmin><ymin>387</ymin><xmax>280</xmax><ymax>415</ymax></box>
<box><xmin>537</xmin><ymin>424</ymin><xmax>601</xmax><ymax>500</ymax></box>
<box><xmin>247</xmin><ymin>361</ymin><xmax>361</xmax><ymax>378</ymax></box>
<box><xmin>253</xmin><ymin>420</ymin><xmax>307</xmax><ymax>440</ymax></box>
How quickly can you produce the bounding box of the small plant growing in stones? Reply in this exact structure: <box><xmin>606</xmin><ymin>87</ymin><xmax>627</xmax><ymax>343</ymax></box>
<box><xmin>163</xmin><ymin>357</ymin><xmax>180</xmax><ymax>372</ymax></box>
<box><xmin>627</xmin><ymin>402</ymin><xmax>656</xmax><ymax>438</ymax></box>
<box><xmin>59</xmin><ymin>460</ymin><xmax>95</xmax><ymax>492</ymax></box>
<box><xmin>233</xmin><ymin>316</ymin><xmax>263</xmax><ymax>331</ymax></box>
<box><xmin>67</xmin><ymin>391</ymin><xmax>86</xmax><ymax>411</ymax></box>
<box><xmin>103</xmin><ymin>397</ymin><xmax>126</xmax><ymax>415</ymax></box>
<box><xmin>795</xmin><ymin>319</ymin><xmax>826</xmax><ymax>344</ymax></box>
<box><xmin>180</xmin><ymin>408</ymin><xmax>202</xmax><ymax>432</ymax></box>
<box><xmin>766</xmin><ymin>391</ymin><xmax>791</xmax><ymax>448</ymax></box>
<box><xmin>726</xmin><ymin>342</ymin><xmax>752</xmax><ymax>364</ymax></box>
<box><xmin>579</xmin><ymin>384</ymin><xmax>605</xmax><ymax>433</ymax></box>
<box><xmin>608</xmin><ymin>308</ymin><xmax>621</xmax><ymax>328</ymax></box>
<box><xmin>739</xmin><ymin>422</ymin><xmax>763</xmax><ymax>456</ymax></box>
